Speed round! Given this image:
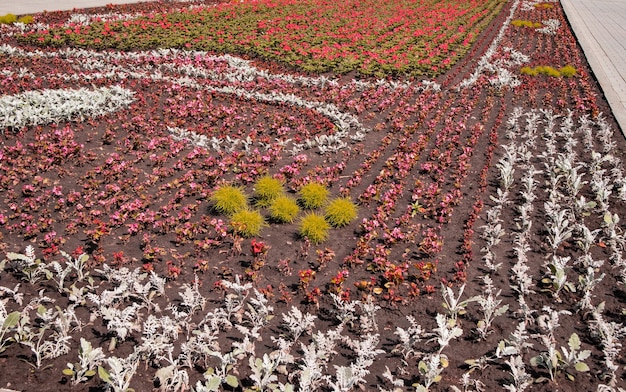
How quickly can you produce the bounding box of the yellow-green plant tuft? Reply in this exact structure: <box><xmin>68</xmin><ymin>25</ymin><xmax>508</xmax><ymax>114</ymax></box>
<box><xmin>511</xmin><ymin>19</ymin><xmax>542</xmax><ymax>28</ymax></box>
<box><xmin>210</xmin><ymin>185</ymin><xmax>248</xmax><ymax>215</ymax></box>
<box><xmin>521</xmin><ymin>65</ymin><xmax>575</xmax><ymax>78</ymax></box>
<box><xmin>559</xmin><ymin>65</ymin><xmax>577</xmax><ymax>77</ymax></box>
<box><xmin>542</xmin><ymin>66</ymin><xmax>561</xmax><ymax>77</ymax></box>
<box><xmin>254</xmin><ymin>175</ymin><xmax>285</xmax><ymax>207</ymax></box>
<box><xmin>0</xmin><ymin>14</ymin><xmax>17</xmax><ymax>24</ymax></box>
<box><xmin>17</xmin><ymin>15</ymin><xmax>34</xmax><ymax>24</ymax></box>
<box><xmin>299</xmin><ymin>213</ymin><xmax>330</xmax><ymax>243</ymax></box>
<box><xmin>298</xmin><ymin>182</ymin><xmax>329</xmax><ymax>210</ymax></box>
<box><xmin>269</xmin><ymin>195</ymin><xmax>300</xmax><ymax>223</ymax></box>
<box><xmin>230</xmin><ymin>209</ymin><xmax>266</xmax><ymax>237</ymax></box>
<box><xmin>520</xmin><ymin>66</ymin><xmax>539</xmax><ymax>76</ymax></box>
<box><xmin>325</xmin><ymin>197</ymin><xmax>358</xmax><ymax>228</ymax></box>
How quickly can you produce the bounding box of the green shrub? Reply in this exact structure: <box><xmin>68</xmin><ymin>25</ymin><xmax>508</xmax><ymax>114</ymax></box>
<box><xmin>254</xmin><ymin>175</ymin><xmax>284</xmax><ymax>207</ymax></box>
<box><xmin>230</xmin><ymin>209</ymin><xmax>266</xmax><ymax>237</ymax></box>
<box><xmin>0</xmin><ymin>14</ymin><xmax>17</xmax><ymax>24</ymax></box>
<box><xmin>325</xmin><ymin>197</ymin><xmax>358</xmax><ymax>228</ymax></box>
<box><xmin>559</xmin><ymin>65</ymin><xmax>577</xmax><ymax>77</ymax></box>
<box><xmin>298</xmin><ymin>182</ymin><xmax>329</xmax><ymax>210</ymax></box>
<box><xmin>299</xmin><ymin>213</ymin><xmax>330</xmax><ymax>243</ymax></box>
<box><xmin>269</xmin><ymin>195</ymin><xmax>300</xmax><ymax>223</ymax></box>
<box><xmin>210</xmin><ymin>185</ymin><xmax>248</xmax><ymax>215</ymax></box>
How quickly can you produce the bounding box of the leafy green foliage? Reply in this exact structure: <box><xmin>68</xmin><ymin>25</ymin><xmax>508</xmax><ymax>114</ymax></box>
<box><xmin>324</xmin><ymin>197</ymin><xmax>358</xmax><ymax>227</ymax></box>
<box><xmin>230</xmin><ymin>209</ymin><xmax>266</xmax><ymax>237</ymax></box>
<box><xmin>269</xmin><ymin>195</ymin><xmax>300</xmax><ymax>223</ymax></box>
<box><xmin>298</xmin><ymin>182</ymin><xmax>329</xmax><ymax>210</ymax></box>
<box><xmin>210</xmin><ymin>185</ymin><xmax>248</xmax><ymax>216</ymax></box>
<box><xmin>299</xmin><ymin>213</ymin><xmax>330</xmax><ymax>243</ymax></box>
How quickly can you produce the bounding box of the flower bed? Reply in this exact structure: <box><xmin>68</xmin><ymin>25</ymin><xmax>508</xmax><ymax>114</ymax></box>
<box><xmin>18</xmin><ymin>0</ymin><xmax>506</xmax><ymax>77</ymax></box>
<box><xmin>0</xmin><ymin>0</ymin><xmax>625</xmax><ymax>391</ymax></box>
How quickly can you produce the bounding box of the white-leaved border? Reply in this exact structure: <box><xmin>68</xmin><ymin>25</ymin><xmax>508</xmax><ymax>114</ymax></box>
<box><xmin>0</xmin><ymin>86</ymin><xmax>135</xmax><ymax>130</ymax></box>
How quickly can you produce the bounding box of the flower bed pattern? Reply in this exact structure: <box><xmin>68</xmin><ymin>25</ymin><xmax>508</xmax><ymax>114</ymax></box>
<box><xmin>0</xmin><ymin>0</ymin><xmax>625</xmax><ymax>391</ymax></box>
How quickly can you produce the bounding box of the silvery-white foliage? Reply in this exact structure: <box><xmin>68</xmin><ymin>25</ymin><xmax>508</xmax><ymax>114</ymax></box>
<box><xmin>100</xmin><ymin>303</ymin><xmax>141</xmax><ymax>341</ymax></box>
<box><xmin>393</xmin><ymin>315</ymin><xmax>425</xmax><ymax>360</ymax></box>
<box><xmin>544</xmin><ymin>206</ymin><xmax>573</xmax><ymax>251</ymax></box>
<box><xmin>497</xmin><ymin>322</ymin><xmax>534</xmax><ymax>359</ymax></box>
<box><xmin>50</xmin><ymin>251</ymin><xmax>90</xmax><ymax>292</ymax></box>
<box><xmin>441</xmin><ymin>284</ymin><xmax>479</xmax><ymax>322</ymax></box>
<box><xmin>489</xmin><ymin>68</ymin><xmax>521</xmax><ymax>89</ymax></box>
<box><xmin>521</xmin><ymin>0</ymin><xmax>557</xmax><ymax>11</ymax></box>
<box><xmin>459</xmin><ymin>373</ymin><xmax>487</xmax><ymax>392</ymax></box>
<box><xmin>578</xmin><ymin>266</ymin><xmax>605</xmax><ymax>311</ymax></box>
<box><xmin>244</xmin><ymin>289</ymin><xmax>274</xmax><ymax>330</ymax></box>
<box><xmin>154</xmin><ymin>364</ymin><xmax>189</xmax><ymax>392</ymax></box>
<box><xmin>496</xmin><ymin>151</ymin><xmax>516</xmax><ymax>191</ymax></box>
<box><xmin>248</xmin><ymin>352</ymin><xmax>287</xmax><ymax>390</ymax></box>
<box><xmin>169</xmin><ymin>279</ymin><xmax>206</xmax><ymax>320</ymax></box>
<box><xmin>0</xmin><ymin>86</ymin><xmax>135</xmax><ymax>130</ymax></box>
<box><xmin>544</xmin><ymin>255</ymin><xmax>575</xmax><ymax>300</ymax></box>
<box><xmin>597</xmin><ymin>385</ymin><xmax>626</xmax><ymax>392</ymax></box>
<box><xmin>357</xmin><ymin>295</ymin><xmax>380</xmax><ymax>333</ymax></box>
<box><xmin>475</xmin><ymin>276</ymin><xmax>509</xmax><ymax>339</ymax></box>
<box><xmin>488</xmin><ymin>188</ymin><xmax>510</xmax><ymax>210</ymax></box>
<box><xmin>342</xmin><ymin>333</ymin><xmax>385</xmax><ymax>364</ymax></box>
<box><xmin>330</xmin><ymin>293</ymin><xmax>358</xmax><ymax>326</ymax></box>
<box><xmin>66</xmin><ymin>12</ymin><xmax>141</xmax><ymax>26</ymax></box>
<box><xmin>511</xmin><ymin>236</ymin><xmax>535</xmax><ymax>296</ymax></box>
<box><xmin>66</xmin><ymin>338</ymin><xmax>105</xmax><ymax>385</ymax></box>
<box><xmin>327</xmin><ymin>364</ymin><xmax>368</xmax><ymax>392</ymax></box>
<box><xmin>415</xmin><ymin>353</ymin><xmax>449</xmax><ymax>392</ymax></box>
<box><xmin>282</xmin><ymin>306</ymin><xmax>317</xmax><ymax>341</ymax></box>
<box><xmin>179</xmin><ymin>323</ymin><xmax>221</xmax><ymax>369</ymax></box>
<box><xmin>588</xmin><ymin>303</ymin><xmax>626</xmax><ymax>388</ymax></box>
<box><xmin>221</xmin><ymin>276</ymin><xmax>253</xmax><ymax>324</ymax></box>
<box><xmin>503</xmin><ymin>47</ymin><xmax>530</xmax><ymax>65</ymax></box>
<box><xmin>137</xmin><ymin>314</ymin><xmax>180</xmax><ymax>363</ymax></box>
<box><xmin>378</xmin><ymin>366</ymin><xmax>405</xmax><ymax>392</ymax></box>
<box><xmin>99</xmin><ymin>354</ymin><xmax>140</xmax><ymax>392</ymax></box>
<box><xmin>575</xmin><ymin>223</ymin><xmax>601</xmax><ymax>256</ymax></box>
<box><xmin>298</xmin><ymin>326</ymin><xmax>343</xmax><ymax>392</ymax></box>
<box><xmin>0</xmin><ymin>283</ymin><xmax>23</xmax><ymax>306</ymax></box>
<box><xmin>458</xmin><ymin>0</ymin><xmax>522</xmax><ymax>89</ymax></box>
<box><xmin>89</xmin><ymin>265</ymin><xmax>153</xmax><ymax>309</ymax></box>
<box><xmin>24</xmin><ymin>324</ymin><xmax>72</xmax><ymax>368</ymax></box>
<box><xmin>5</xmin><ymin>245</ymin><xmax>50</xmax><ymax>284</ymax></box>
<box><xmin>502</xmin><ymin>355</ymin><xmax>533</xmax><ymax>392</ymax></box>
<box><xmin>133</xmin><ymin>271</ymin><xmax>166</xmax><ymax>312</ymax></box>
<box><xmin>430</xmin><ymin>313</ymin><xmax>463</xmax><ymax>353</ymax></box>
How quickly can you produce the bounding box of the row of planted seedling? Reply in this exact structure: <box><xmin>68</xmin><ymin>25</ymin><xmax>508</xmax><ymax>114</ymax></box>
<box><xmin>5</xmin><ymin>239</ymin><xmax>592</xmax><ymax>391</ymax></box>
<box><xmin>476</xmin><ymin>106</ymin><xmax>626</xmax><ymax>389</ymax></box>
